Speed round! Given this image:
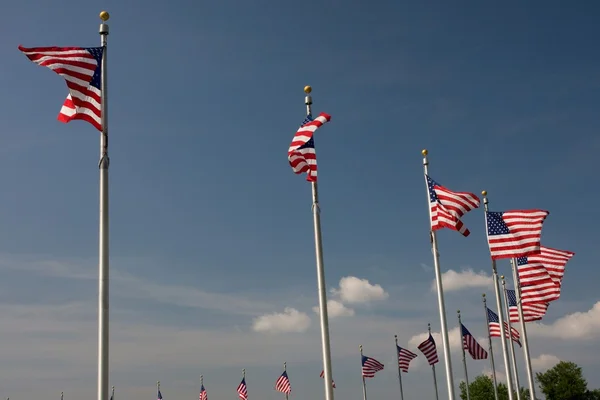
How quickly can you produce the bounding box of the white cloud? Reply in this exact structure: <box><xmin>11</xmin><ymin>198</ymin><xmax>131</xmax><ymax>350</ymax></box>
<box><xmin>252</xmin><ymin>307</ymin><xmax>311</xmax><ymax>334</ymax></box>
<box><xmin>331</xmin><ymin>276</ymin><xmax>389</xmax><ymax>304</ymax></box>
<box><xmin>433</xmin><ymin>269</ymin><xmax>493</xmax><ymax>292</ymax></box>
<box><xmin>528</xmin><ymin>301</ymin><xmax>600</xmax><ymax>340</ymax></box>
<box><xmin>483</xmin><ymin>367</ymin><xmax>507</xmax><ymax>383</ymax></box>
<box><xmin>312</xmin><ymin>300</ymin><xmax>355</xmax><ymax>317</ymax></box>
<box><xmin>531</xmin><ymin>354</ymin><xmax>560</xmax><ymax>371</ymax></box>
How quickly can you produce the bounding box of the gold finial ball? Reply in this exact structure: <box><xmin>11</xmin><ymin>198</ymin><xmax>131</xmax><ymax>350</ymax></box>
<box><xmin>500</xmin><ymin>275</ymin><xmax>505</xmax><ymax>279</ymax></box>
<box><xmin>457</xmin><ymin>309</ymin><xmax>461</xmax><ymax>313</ymax></box>
<box><xmin>421</xmin><ymin>149</ymin><xmax>428</xmax><ymax>156</ymax></box>
<box><xmin>99</xmin><ymin>11</ymin><xmax>110</xmax><ymax>21</ymax></box>
<box><xmin>481</xmin><ymin>190</ymin><xmax>487</xmax><ymax>196</ymax></box>
<box><xmin>482</xmin><ymin>293</ymin><xmax>486</xmax><ymax>297</ymax></box>
<box><xmin>304</xmin><ymin>85</ymin><xmax>312</xmax><ymax>94</ymax></box>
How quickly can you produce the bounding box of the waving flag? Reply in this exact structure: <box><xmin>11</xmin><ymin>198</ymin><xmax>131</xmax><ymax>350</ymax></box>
<box><xmin>426</xmin><ymin>175</ymin><xmax>480</xmax><ymax>236</ymax></box>
<box><xmin>485</xmin><ymin>209</ymin><xmax>549</xmax><ymax>259</ymax></box>
<box><xmin>487</xmin><ymin>307</ymin><xmax>521</xmax><ymax>347</ymax></box>
<box><xmin>18</xmin><ymin>45</ymin><xmax>103</xmax><ymax>131</ymax></box>
<box><xmin>361</xmin><ymin>355</ymin><xmax>384</xmax><ymax>378</ymax></box>
<box><xmin>461</xmin><ymin>324</ymin><xmax>488</xmax><ymax>360</ymax></box>
<box><xmin>287</xmin><ymin>113</ymin><xmax>331</xmax><ymax>182</ymax></box>
<box><xmin>319</xmin><ymin>370</ymin><xmax>336</xmax><ymax>388</ymax></box>
<box><xmin>199</xmin><ymin>385</ymin><xmax>207</xmax><ymax>400</ymax></box>
<box><xmin>417</xmin><ymin>334</ymin><xmax>439</xmax><ymax>365</ymax></box>
<box><xmin>507</xmin><ymin>289</ymin><xmax>548</xmax><ymax>322</ymax></box>
<box><xmin>517</xmin><ymin>255</ymin><xmax>561</xmax><ymax>303</ymax></box>
<box><xmin>275</xmin><ymin>371</ymin><xmax>291</xmax><ymax>394</ymax></box>
<box><xmin>237</xmin><ymin>378</ymin><xmax>247</xmax><ymax>400</ymax></box>
<box><xmin>397</xmin><ymin>346</ymin><xmax>418</xmax><ymax>373</ymax></box>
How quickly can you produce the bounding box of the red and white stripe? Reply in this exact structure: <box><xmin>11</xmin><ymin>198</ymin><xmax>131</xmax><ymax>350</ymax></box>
<box><xmin>417</xmin><ymin>334</ymin><xmax>439</xmax><ymax>365</ymax></box>
<box><xmin>287</xmin><ymin>112</ymin><xmax>331</xmax><ymax>182</ymax></box>
<box><xmin>319</xmin><ymin>370</ymin><xmax>336</xmax><ymax>388</ymax></box>
<box><xmin>529</xmin><ymin>246</ymin><xmax>575</xmax><ymax>287</ymax></box>
<box><xmin>427</xmin><ymin>176</ymin><xmax>480</xmax><ymax>237</ymax></box>
<box><xmin>18</xmin><ymin>45</ymin><xmax>102</xmax><ymax>131</ymax></box>
<box><xmin>509</xmin><ymin>302</ymin><xmax>548</xmax><ymax>323</ymax></box>
<box><xmin>397</xmin><ymin>347</ymin><xmax>418</xmax><ymax>373</ymax></box>
<box><xmin>489</xmin><ymin>322</ymin><xmax>521</xmax><ymax>345</ymax></box>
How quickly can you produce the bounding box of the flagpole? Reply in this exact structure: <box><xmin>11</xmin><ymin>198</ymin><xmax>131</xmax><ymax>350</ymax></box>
<box><xmin>61</xmin><ymin>391</ymin><xmax>64</xmax><ymax>400</ymax></box>
<box><xmin>457</xmin><ymin>311</ymin><xmax>470</xmax><ymax>400</ymax></box>
<box><xmin>394</xmin><ymin>335</ymin><xmax>405</xmax><ymax>400</ymax></box>
<box><xmin>428</xmin><ymin>324</ymin><xmax>440</xmax><ymax>400</ymax></box>
<box><xmin>421</xmin><ymin>149</ymin><xmax>456</xmax><ymax>400</ymax></box>
<box><xmin>157</xmin><ymin>381</ymin><xmax>160</xmax><ymax>395</ymax></box>
<box><xmin>482</xmin><ymin>294</ymin><xmax>499</xmax><ymax>400</ymax></box>
<box><xmin>359</xmin><ymin>345</ymin><xmax>368</xmax><ymax>400</ymax></box>
<box><xmin>510</xmin><ymin>258</ymin><xmax>537</xmax><ymax>400</ymax></box>
<box><xmin>284</xmin><ymin>362</ymin><xmax>288</xmax><ymax>400</ymax></box>
<box><xmin>501</xmin><ymin>276</ymin><xmax>522</xmax><ymax>400</ymax></box>
<box><xmin>111</xmin><ymin>386</ymin><xmax>114</xmax><ymax>400</ymax></box>
<box><xmin>482</xmin><ymin>191</ymin><xmax>515</xmax><ymax>400</ymax></box>
<box><xmin>97</xmin><ymin>10</ymin><xmax>111</xmax><ymax>400</ymax></box>
<box><xmin>304</xmin><ymin>85</ymin><xmax>335</xmax><ymax>400</ymax></box>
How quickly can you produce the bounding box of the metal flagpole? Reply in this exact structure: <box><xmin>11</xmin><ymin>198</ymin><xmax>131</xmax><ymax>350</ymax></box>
<box><xmin>510</xmin><ymin>259</ymin><xmax>537</xmax><ymax>400</ymax></box>
<box><xmin>304</xmin><ymin>85</ymin><xmax>335</xmax><ymax>400</ymax></box>
<box><xmin>61</xmin><ymin>392</ymin><xmax>64</xmax><ymax>400</ymax></box>
<box><xmin>421</xmin><ymin>150</ymin><xmax>456</xmax><ymax>400</ymax></box>
<box><xmin>482</xmin><ymin>294</ymin><xmax>499</xmax><ymax>400</ymax></box>
<box><xmin>394</xmin><ymin>335</ymin><xmax>405</xmax><ymax>400</ymax></box>
<box><xmin>111</xmin><ymin>386</ymin><xmax>114</xmax><ymax>400</ymax></box>
<box><xmin>98</xmin><ymin>10</ymin><xmax>111</xmax><ymax>400</ymax></box>
<box><xmin>482</xmin><ymin>191</ymin><xmax>514</xmax><ymax>400</ymax></box>
<box><xmin>457</xmin><ymin>311</ymin><xmax>470</xmax><ymax>400</ymax></box>
<box><xmin>501</xmin><ymin>276</ymin><xmax>522</xmax><ymax>400</ymax></box>
<box><xmin>157</xmin><ymin>381</ymin><xmax>160</xmax><ymax>395</ymax></box>
<box><xmin>284</xmin><ymin>363</ymin><xmax>288</xmax><ymax>400</ymax></box>
<box><xmin>359</xmin><ymin>345</ymin><xmax>368</xmax><ymax>400</ymax></box>
<box><xmin>428</xmin><ymin>324</ymin><xmax>440</xmax><ymax>400</ymax></box>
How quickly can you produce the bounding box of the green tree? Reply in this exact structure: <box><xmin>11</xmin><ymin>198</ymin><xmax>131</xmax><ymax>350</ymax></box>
<box><xmin>536</xmin><ymin>361</ymin><xmax>588</xmax><ymax>400</ymax></box>
<box><xmin>459</xmin><ymin>375</ymin><xmax>530</xmax><ymax>400</ymax></box>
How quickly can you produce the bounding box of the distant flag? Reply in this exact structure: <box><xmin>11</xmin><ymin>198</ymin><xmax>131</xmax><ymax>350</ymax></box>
<box><xmin>361</xmin><ymin>355</ymin><xmax>384</xmax><ymax>378</ymax></box>
<box><xmin>426</xmin><ymin>175</ymin><xmax>480</xmax><ymax>237</ymax></box>
<box><xmin>199</xmin><ymin>385</ymin><xmax>207</xmax><ymax>400</ymax></box>
<box><xmin>461</xmin><ymin>324</ymin><xmax>488</xmax><ymax>360</ymax></box>
<box><xmin>237</xmin><ymin>378</ymin><xmax>247</xmax><ymax>400</ymax></box>
<box><xmin>287</xmin><ymin>112</ymin><xmax>331</xmax><ymax>182</ymax></box>
<box><xmin>485</xmin><ymin>209</ymin><xmax>549</xmax><ymax>259</ymax></box>
<box><xmin>18</xmin><ymin>45</ymin><xmax>104</xmax><ymax>131</ymax></box>
<box><xmin>397</xmin><ymin>346</ymin><xmax>418</xmax><ymax>373</ymax></box>
<box><xmin>157</xmin><ymin>389</ymin><xmax>162</xmax><ymax>400</ymax></box>
<box><xmin>507</xmin><ymin>289</ymin><xmax>547</xmax><ymax>323</ymax></box>
<box><xmin>275</xmin><ymin>371</ymin><xmax>291</xmax><ymax>395</ymax></box>
<box><xmin>487</xmin><ymin>307</ymin><xmax>521</xmax><ymax>347</ymax></box>
<box><xmin>319</xmin><ymin>370</ymin><xmax>336</xmax><ymax>388</ymax></box>
<box><xmin>417</xmin><ymin>334</ymin><xmax>439</xmax><ymax>365</ymax></box>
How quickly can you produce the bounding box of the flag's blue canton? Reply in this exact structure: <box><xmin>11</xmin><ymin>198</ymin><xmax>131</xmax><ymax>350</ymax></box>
<box><xmin>426</xmin><ymin>176</ymin><xmax>439</xmax><ymax>202</ymax></box>
<box><xmin>427</xmin><ymin>334</ymin><xmax>436</xmax><ymax>345</ymax></box>
<box><xmin>487</xmin><ymin>307</ymin><xmax>499</xmax><ymax>322</ymax></box>
<box><xmin>461</xmin><ymin>323</ymin><xmax>473</xmax><ymax>337</ymax></box>
<box><xmin>486</xmin><ymin>212</ymin><xmax>510</xmax><ymax>235</ymax></box>
<box><xmin>297</xmin><ymin>114</ymin><xmax>314</xmax><ymax>151</ymax></box>
<box><xmin>506</xmin><ymin>289</ymin><xmax>518</xmax><ymax>306</ymax></box>
<box><xmin>516</xmin><ymin>256</ymin><xmax>528</xmax><ymax>266</ymax></box>
<box><xmin>158</xmin><ymin>390</ymin><xmax>163</xmax><ymax>400</ymax></box>
<box><xmin>85</xmin><ymin>47</ymin><xmax>103</xmax><ymax>90</ymax></box>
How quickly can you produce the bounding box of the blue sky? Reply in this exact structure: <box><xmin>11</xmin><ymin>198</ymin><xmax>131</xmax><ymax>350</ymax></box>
<box><xmin>1</xmin><ymin>0</ymin><xmax>599</xmax><ymax>399</ymax></box>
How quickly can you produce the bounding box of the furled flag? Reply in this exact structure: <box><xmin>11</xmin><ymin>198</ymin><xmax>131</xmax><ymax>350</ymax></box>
<box><xmin>319</xmin><ymin>370</ymin><xmax>336</xmax><ymax>388</ymax></box>
<box><xmin>461</xmin><ymin>324</ymin><xmax>488</xmax><ymax>360</ymax></box>
<box><xmin>485</xmin><ymin>209</ymin><xmax>549</xmax><ymax>259</ymax></box>
<box><xmin>426</xmin><ymin>175</ymin><xmax>480</xmax><ymax>237</ymax></box>
<box><xmin>157</xmin><ymin>389</ymin><xmax>162</xmax><ymax>400</ymax></box>
<box><xmin>275</xmin><ymin>371</ymin><xmax>291</xmax><ymax>395</ymax></box>
<box><xmin>237</xmin><ymin>378</ymin><xmax>247</xmax><ymax>400</ymax></box>
<box><xmin>362</xmin><ymin>355</ymin><xmax>384</xmax><ymax>378</ymax></box>
<box><xmin>507</xmin><ymin>289</ymin><xmax>547</xmax><ymax>323</ymax></box>
<box><xmin>18</xmin><ymin>46</ymin><xmax>104</xmax><ymax>131</ymax></box>
<box><xmin>397</xmin><ymin>346</ymin><xmax>418</xmax><ymax>373</ymax></box>
<box><xmin>417</xmin><ymin>333</ymin><xmax>439</xmax><ymax>365</ymax></box>
<box><xmin>486</xmin><ymin>308</ymin><xmax>521</xmax><ymax>347</ymax></box>
<box><xmin>287</xmin><ymin>113</ymin><xmax>331</xmax><ymax>182</ymax></box>
<box><xmin>517</xmin><ymin>255</ymin><xmax>561</xmax><ymax>303</ymax></box>
<box><xmin>199</xmin><ymin>384</ymin><xmax>207</xmax><ymax>400</ymax></box>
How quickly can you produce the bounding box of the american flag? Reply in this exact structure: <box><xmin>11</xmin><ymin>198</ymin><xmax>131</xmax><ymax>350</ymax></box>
<box><xmin>485</xmin><ymin>209</ymin><xmax>549</xmax><ymax>260</ymax></box>
<box><xmin>157</xmin><ymin>390</ymin><xmax>162</xmax><ymax>400</ymax></box>
<box><xmin>361</xmin><ymin>355</ymin><xmax>384</xmax><ymax>378</ymax></box>
<box><xmin>486</xmin><ymin>307</ymin><xmax>521</xmax><ymax>347</ymax></box>
<box><xmin>274</xmin><ymin>371</ymin><xmax>291</xmax><ymax>394</ymax></box>
<box><xmin>319</xmin><ymin>370</ymin><xmax>336</xmax><ymax>388</ymax></box>
<box><xmin>287</xmin><ymin>112</ymin><xmax>331</xmax><ymax>182</ymax></box>
<box><xmin>426</xmin><ymin>175</ymin><xmax>480</xmax><ymax>237</ymax></box>
<box><xmin>521</xmin><ymin>246</ymin><xmax>575</xmax><ymax>288</ymax></box>
<box><xmin>517</xmin><ymin>254</ymin><xmax>561</xmax><ymax>303</ymax></box>
<box><xmin>417</xmin><ymin>334</ymin><xmax>439</xmax><ymax>365</ymax></box>
<box><xmin>396</xmin><ymin>346</ymin><xmax>418</xmax><ymax>373</ymax></box>
<box><xmin>237</xmin><ymin>378</ymin><xmax>247</xmax><ymax>400</ymax></box>
<box><xmin>507</xmin><ymin>289</ymin><xmax>548</xmax><ymax>323</ymax></box>
<box><xmin>461</xmin><ymin>324</ymin><xmax>488</xmax><ymax>360</ymax></box>
<box><xmin>199</xmin><ymin>385</ymin><xmax>207</xmax><ymax>400</ymax></box>
<box><xmin>18</xmin><ymin>45</ymin><xmax>104</xmax><ymax>131</ymax></box>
